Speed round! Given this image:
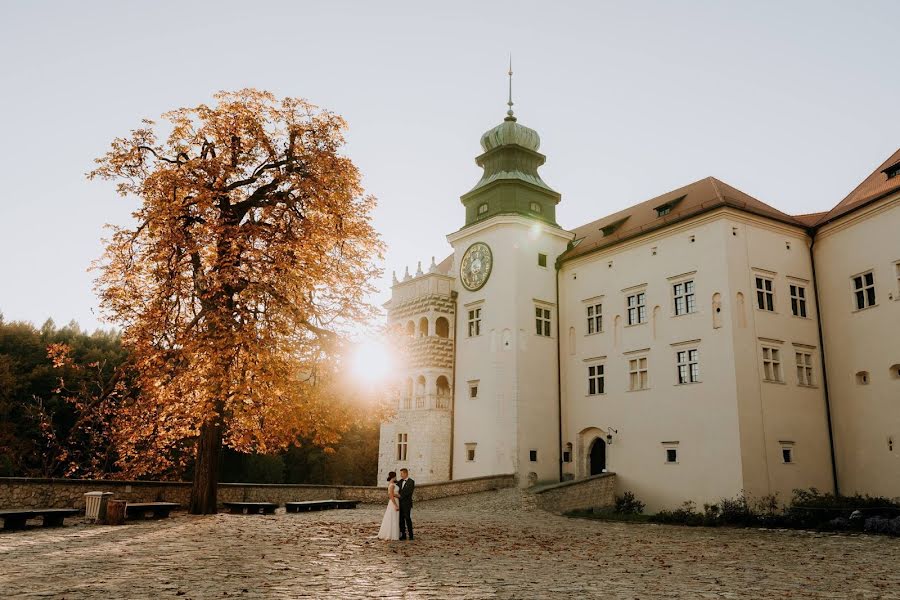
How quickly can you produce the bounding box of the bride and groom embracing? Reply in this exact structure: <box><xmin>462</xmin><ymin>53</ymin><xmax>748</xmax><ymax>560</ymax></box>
<box><xmin>377</xmin><ymin>468</ymin><xmax>414</xmax><ymax>541</ymax></box>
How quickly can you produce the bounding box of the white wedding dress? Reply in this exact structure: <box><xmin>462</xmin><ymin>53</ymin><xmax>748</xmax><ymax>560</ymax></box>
<box><xmin>377</xmin><ymin>482</ymin><xmax>400</xmax><ymax>540</ymax></box>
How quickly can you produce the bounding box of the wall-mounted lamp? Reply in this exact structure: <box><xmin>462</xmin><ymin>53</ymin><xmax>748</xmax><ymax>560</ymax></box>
<box><xmin>606</xmin><ymin>428</ymin><xmax>618</xmax><ymax>445</ymax></box>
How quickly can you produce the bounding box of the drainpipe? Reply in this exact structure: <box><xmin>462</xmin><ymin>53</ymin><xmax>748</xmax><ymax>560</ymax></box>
<box><xmin>808</xmin><ymin>229</ymin><xmax>839</xmax><ymax>496</ymax></box>
<box><xmin>555</xmin><ymin>258</ymin><xmax>564</xmax><ymax>483</ymax></box>
<box><xmin>449</xmin><ymin>290</ymin><xmax>458</xmax><ymax>481</ymax></box>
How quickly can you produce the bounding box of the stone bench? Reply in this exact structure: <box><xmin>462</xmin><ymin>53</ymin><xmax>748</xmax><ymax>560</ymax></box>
<box><xmin>0</xmin><ymin>508</ymin><xmax>80</xmax><ymax>530</ymax></box>
<box><xmin>223</xmin><ymin>501</ymin><xmax>278</xmax><ymax>515</ymax></box>
<box><xmin>284</xmin><ymin>500</ymin><xmax>359</xmax><ymax>513</ymax></box>
<box><xmin>125</xmin><ymin>502</ymin><xmax>179</xmax><ymax>519</ymax></box>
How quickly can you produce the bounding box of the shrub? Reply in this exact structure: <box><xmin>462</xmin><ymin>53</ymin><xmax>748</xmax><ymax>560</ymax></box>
<box><xmin>652</xmin><ymin>501</ymin><xmax>704</xmax><ymax>526</ymax></box>
<box><xmin>615</xmin><ymin>491</ymin><xmax>645</xmax><ymax>515</ymax></box>
<box><xmin>787</xmin><ymin>488</ymin><xmax>900</xmax><ymax>530</ymax></box>
<box><xmin>864</xmin><ymin>516</ymin><xmax>900</xmax><ymax>535</ymax></box>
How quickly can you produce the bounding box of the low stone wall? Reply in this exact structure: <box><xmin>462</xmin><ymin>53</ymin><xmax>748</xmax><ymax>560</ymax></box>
<box><xmin>533</xmin><ymin>473</ymin><xmax>617</xmax><ymax>514</ymax></box>
<box><xmin>0</xmin><ymin>473</ymin><xmax>515</xmax><ymax>511</ymax></box>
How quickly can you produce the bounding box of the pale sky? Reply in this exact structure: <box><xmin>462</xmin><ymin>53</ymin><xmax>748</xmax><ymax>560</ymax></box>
<box><xmin>1</xmin><ymin>1</ymin><xmax>898</xmax><ymax>332</ymax></box>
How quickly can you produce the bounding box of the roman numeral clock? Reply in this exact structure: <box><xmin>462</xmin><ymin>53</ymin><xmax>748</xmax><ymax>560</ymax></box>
<box><xmin>460</xmin><ymin>242</ymin><xmax>493</xmax><ymax>291</ymax></box>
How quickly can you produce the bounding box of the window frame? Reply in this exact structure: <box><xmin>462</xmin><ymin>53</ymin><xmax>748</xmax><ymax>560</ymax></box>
<box><xmin>789</xmin><ymin>283</ymin><xmax>808</xmax><ymax>318</ymax></box>
<box><xmin>477</xmin><ymin>202</ymin><xmax>489</xmax><ymax>216</ymax></box>
<box><xmin>396</xmin><ymin>433</ymin><xmax>408</xmax><ymax>461</ymax></box>
<box><xmin>465</xmin><ymin>442</ymin><xmax>476</xmax><ymax>462</ymax></box>
<box><xmin>673</xmin><ymin>280</ymin><xmax>696</xmax><ymax>316</ymax></box>
<box><xmin>586</xmin><ymin>302</ymin><xmax>602</xmax><ymax>335</ymax></box>
<box><xmin>755</xmin><ymin>275</ymin><xmax>775</xmax><ymax>312</ymax></box>
<box><xmin>761</xmin><ymin>345</ymin><xmax>784</xmax><ymax>383</ymax></box>
<box><xmin>537</xmin><ymin>253</ymin><xmax>548</xmax><ymax>268</ymax></box>
<box><xmin>626</xmin><ymin>291</ymin><xmax>647</xmax><ymax>326</ymax></box>
<box><xmin>664</xmin><ymin>446</ymin><xmax>679</xmax><ymax>464</ymax></box>
<box><xmin>851</xmin><ymin>270</ymin><xmax>877</xmax><ymax>310</ymax></box>
<box><xmin>676</xmin><ymin>348</ymin><xmax>700</xmax><ymax>384</ymax></box>
<box><xmin>628</xmin><ymin>356</ymin><xmax>649</xmax><ymax>391</ymax></box>
<box><xmin>468</xmin><ymin>380</ymin><xmax>479</xmax><ymax>400</ymax></box>
<box><xmin>795</xmin><ymin>350</ymin><xmax>814</xmax><ymax>386</ymax></box>
<box><xmin>781</xmin><ymin>445</ymin><xmax>794</xmax><ymax>464</ymax></box>
<box><xmin>587</xmin><ymin>362</ymin><xmax>605</xmax><ymax>396</ymax></box>
<box><xmin>535</xmin><ymin>305</ymin><xmax>552</xmax><ymax>337</ymax></box>
<box><xmin>529</xmin><ymin>449</ymin><xmax>538</xmax><ymax>462</ymax></box>
<box><xmin>467</xmin><ymin>306</ymin><xmax>482</xmax><ymax>338</ymax></box>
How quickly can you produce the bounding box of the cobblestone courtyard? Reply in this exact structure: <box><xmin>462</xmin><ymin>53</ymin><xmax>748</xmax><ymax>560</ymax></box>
<box><xmin>2</xmin><ymin>489</ymin><xmax>899</xmax><ymax>599</ymax></box>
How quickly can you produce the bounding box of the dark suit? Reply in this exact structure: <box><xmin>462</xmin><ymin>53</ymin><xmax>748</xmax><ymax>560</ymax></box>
<box><xmin>397</xmin><ymin>477</ymin><xmax>415</xmax><ymax>539</ymax></box>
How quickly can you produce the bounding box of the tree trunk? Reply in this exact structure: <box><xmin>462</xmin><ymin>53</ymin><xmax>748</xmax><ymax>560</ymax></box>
<box><xmin>189</xmin><ymin>414</ymin><xmax>224</xmax><ymax>514</ymax></box>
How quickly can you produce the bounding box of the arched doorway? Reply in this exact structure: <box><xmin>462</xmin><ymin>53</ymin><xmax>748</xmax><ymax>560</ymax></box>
<box><xmin>589</xmin><ymin>438</ymin><xmax>606</xmax><ymax>475</ymax></box>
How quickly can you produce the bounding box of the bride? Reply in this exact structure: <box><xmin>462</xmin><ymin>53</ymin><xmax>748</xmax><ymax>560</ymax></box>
<box><xmin>377</xmin><ymin>471</ymin><xmax>401</xmax><ymax>540</ymax></box>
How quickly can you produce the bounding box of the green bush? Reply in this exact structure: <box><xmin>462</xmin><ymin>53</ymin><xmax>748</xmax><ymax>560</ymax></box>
<box><xmin>615</xmin><ymin>491</ymin><xmax>645</xmax><ymax>515</ymax></box>
<box><xmin>651</xmin><ymin>501</ymin><xmax>705</xmax><ymax>526</ymax></box>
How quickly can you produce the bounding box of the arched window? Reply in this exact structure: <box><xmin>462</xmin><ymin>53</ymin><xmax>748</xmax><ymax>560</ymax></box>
<box><xmin>478</xmin><ymin>202</ymin><xmax>489</xmax><ymax>215</ymax></box>
<box><xmin>415</xmin><ymin>375</ymin><xmax>427</xmax><ymax>408</ymax></box>
<box><xmin>529</xmin><ymin>201</ymin><xmax>543</xmax><ymax>214</ymax></box>
<box><xmin>435</xmin><ymin>316</ymin><xmax>450</xmax><ymax>338</ymax></box>
<box><xmin>405</xmin><ymin>321</ymin><xmax>415</xmax><ymax>337</ymax></box>
<box><xmin>436</xmin><ymin>375</ymin><xmax>451</xmax><ymax>409</ymax></box>
<box><xmin>418</xmin><ymin>317</ymin><xmax>429</xmax><ymax>338</ymax></box>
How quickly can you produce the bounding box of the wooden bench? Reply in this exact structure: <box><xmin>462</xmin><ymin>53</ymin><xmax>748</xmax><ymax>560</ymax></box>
<box><xmin>0</xmin><ymin>508</ymin><xmax>80</xmax><ymax>530</ymax></box>
<box><xmin>124</xmin><ymin>502</ymin><xmax>180</xmax><ymax>520</ymax></box>
<box><xmin>284</xmin><ymin>500</ymin><xmax>358</xmax><ymax>513</ymax></box>
<box><xmin>222</xmin><ymin>501</ymin><xmax>278</xmax><ymax>515</ymax></box>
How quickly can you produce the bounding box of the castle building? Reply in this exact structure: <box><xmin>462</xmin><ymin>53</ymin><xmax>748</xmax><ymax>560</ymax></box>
<box><xmin>378</xmin><ymin>97</ymin><xmax>900</xmax><ymax>510</ymax></box>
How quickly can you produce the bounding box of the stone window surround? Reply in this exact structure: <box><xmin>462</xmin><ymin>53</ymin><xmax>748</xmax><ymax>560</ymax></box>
<box><xmin>780</xmin><ymin>440</ymin><xmax>795</xmax><ymax>464</ymax></box>
<box><xmin>663</xmin><ymin>441</ymin><xmax>679</xmax><ymax>464</ymax></box>
<box><xmin>465</xmin><ymin>442</ymin><xmax>477</xmax><ymax>462</ymax></box>
<box><xmin>753</xmin><ymin>269</ymin><xmax>776</xmax><ymax>313</ymax></box>
<box><xmin>465</xmin><ymin>300</ymin><xmax>484</xmax><ymax>338</ymax></box>
<box><xmin>625</xmin><ymin>348</ymin><xmax>650</xmax><ymax>391</ymax></box>
<box><xmin>851</xmin><ymin>269</ymin><xmax>877</xmax><ymax>311</ymax></box>
<box><xmin>668</xmin><ymin>270</ymin><xmax>698</xmax><ymax>317</ymax></box>
<box><xmin>760</xmin><ymin>338</ymin><xmax>785</xmax><ymax>383</ymax></box>
<box><xmin>792</xmin><ymin>342</ymin><xmax>816</xmax><ymax>387</ymax></box>
<box><xmin>582</xmin><ymin>295</ymin><xmax>604</xmax><ymax>335</ymax></box>
<box><xmin>534</xmin><ymin>299</ymin><xmax>555</xmax><ymax>339</ymax></box>
<box><xmin>623</xmin><ymin>283</ymin><xmax>648</xmax><ymax>327</ymax></box>
<box><xmin>585</xmin><ymin>357</ymin><xmax>606</xmax><ymax>396</ymax></box>
<box><xmin>468</xmin><ymin>379</ymin><xmax>479</xmax><ymax>399</ymax></box>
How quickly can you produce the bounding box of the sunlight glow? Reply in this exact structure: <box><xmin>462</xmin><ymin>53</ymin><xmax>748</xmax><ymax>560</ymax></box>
<box><xmin>528</xmin><ymin>222</ymin><xmax>542</xmax><ymax>240</ymax></box>
<box><xmin>350</xmin><ymin>338</ymin><xmax>392</xmax><ymax>385</ymax></box>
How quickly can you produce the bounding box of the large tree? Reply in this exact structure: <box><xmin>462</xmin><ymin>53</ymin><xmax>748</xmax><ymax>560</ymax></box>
<box><xmin>89</xmin><ymin>89</ymin><xmax>383</xmax><ymax>513</ymax></box>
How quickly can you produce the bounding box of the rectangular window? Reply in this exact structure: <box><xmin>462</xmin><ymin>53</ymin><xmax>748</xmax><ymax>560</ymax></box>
<box><xmin>782</xmin><ymin>446</ymin><xmax>794</xmax><ymax>464</ymax></box>
<box><xmin>626</xmin><ymin>292</ymin><xmax>646</xmax><ymax>325</ymax></box>
<box><xmin>535</xmin><ymin>306</ymin><xmax>551</xmax><ymax>337</ymax></box>
<box><xmin>467</xmin><ymin>307</ymin><xmax>482</xmax><ymax>337</ymax></box>
<box><xmin>673</xmin><ymin>280</ymin><xmax>696</xmax><ymax>316</ymax></box>
<box><xmin>588</xmin><ymin>364</ymin><xmax>605</xmax><ymax>395</ymax></box>
<box><xmin>853</xmin><ymin>271</ymin><xmax>876</xmax><ymax>310</ymax></box>
<box><xmin>789</xmin><ymin>284</ymin><xmax>807</xmax><ymax>317</ymax></box>
<box><xmin>562</xmin><ymin>450</ymin><xmax>571</xmax><ymax>463</ymax></box>
<box><xmin>529</xmin><ymin>450</ymin><xmax>538</xmax><ymax>462</ymax></box>
<box><xmin>796</xmin><ymin>351</ymin><xmax>814</xmax><ymax>386</ymax></box>
<box><xmin>629</xmin><ymin>357</ymin><xmax>649</xmax><ymax>391</ymax></box>
<box><xmin>465</xmin><ymin>443</ymin><xmax>476</xmax><ymax>462</ymax></box>
<box><xmin>396</xmin><ymin>433</ymin><xmax>408</xmax><ymax>461</ymax></box>
<box><xmin>676</xmin><ymin>349</ymin><xmax>699</xmax><ymax>384</ymax></box>
<box><xmin>586</xmin><ymin>303</ymin><xmax>602</xmax><ymax>334</ymax></box>
<box><xmin>538</xmin><ymin>253</ymin><xmax>547</xmax><ymax>268</ymax></box>
<box><xmin>666</xmin><ymin>448</ymin><xmax>678</xmax><ymax>463</ymax></box>
<box><xmin>755</xmin><ymin>276</ymin><xmax>775</xmax><ymax>311</ymax></box>
<box><xmin>469</xmin><ymin>381</ymin><xmax>479</xmax><ymax>399</ymax></box>
<box><xmin>762</xmin><ymin>346</ymin><xmax>783</xmax><ymax>382</ymax></box>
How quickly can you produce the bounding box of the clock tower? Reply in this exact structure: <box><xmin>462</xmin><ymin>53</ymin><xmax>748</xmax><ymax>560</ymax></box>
<box><xmin>448</xmin><ymin>82</ymin><xmax>574</xmax><ymax>486</ymax></box>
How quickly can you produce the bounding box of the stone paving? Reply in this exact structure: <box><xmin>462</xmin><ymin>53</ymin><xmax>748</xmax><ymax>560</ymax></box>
<box><xmin>1</xmin><ymin>489</ymin><xmax>899</xmax><ymax>599</ymax></box>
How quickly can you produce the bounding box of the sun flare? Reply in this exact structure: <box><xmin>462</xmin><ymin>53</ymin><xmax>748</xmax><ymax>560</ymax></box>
<box><xmin>349</xmin><ymin>338</ymin><xmax>392</xmax><ymax>385</ymax></box>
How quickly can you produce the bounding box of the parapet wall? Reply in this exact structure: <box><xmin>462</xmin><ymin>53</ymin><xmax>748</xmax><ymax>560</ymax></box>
<box><xmin>533</xmin><ymin>473</ymin><xmax>617</xmax><ymax>514</ymax></box>
<box><xmin>0</xmin><ymin>473</ymin><xmax>516</xmax><ymax>510</ymax></box>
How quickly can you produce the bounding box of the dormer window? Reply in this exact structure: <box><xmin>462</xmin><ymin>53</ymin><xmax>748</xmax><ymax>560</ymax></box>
<box><xmin>600</xmin><ymin>217</ymin><xmax>629</xmax><ymax>237</ymax></box>
<box><xmin>654</xmin><ymin>195</ymin><xmax>685</xmax><ymax>218</ymax></box>
<box><xmin>884</xmin><ymin>162</ymin><xmax>900</xmax><ymax>180</ymax></box>
<box><xmin>529</xmin><ymin>201</ymin><xmax>543</xmax><ymax>214</ymax></box>
<box><xmin>477</xmin><ymin>202</ymin><xmax>489</xmax><ymax>215</ymax></box>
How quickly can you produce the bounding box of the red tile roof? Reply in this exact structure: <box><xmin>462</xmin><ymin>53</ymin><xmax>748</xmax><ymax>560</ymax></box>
<box><xmin>561</xmin><ymin>176</ymin><xmax>804</xmax><ymax>262</ymax></box>
<box><xmin>815</xmin><ymin>147</ymin><xmax>900</xmax><ymax>226</ymax></box>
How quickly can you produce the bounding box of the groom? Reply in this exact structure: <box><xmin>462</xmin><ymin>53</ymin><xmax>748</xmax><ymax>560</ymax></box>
<box><xmin>397</xmin><ymin>468</ymin><xmax>415</xmax><ymax>540</ymax></box>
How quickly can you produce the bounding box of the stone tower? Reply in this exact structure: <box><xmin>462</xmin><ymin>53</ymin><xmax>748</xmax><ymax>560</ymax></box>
<box><xmin>376</xmin><ymin>259</ymin><xmax>455</xmax><ymax>485</ymax></box>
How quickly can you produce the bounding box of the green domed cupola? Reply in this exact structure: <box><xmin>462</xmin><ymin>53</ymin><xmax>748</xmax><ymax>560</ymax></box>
<box><xmin>460</xmin><ymin>66</ymin><xmax>561</xmax><ymax>228</ymax></box>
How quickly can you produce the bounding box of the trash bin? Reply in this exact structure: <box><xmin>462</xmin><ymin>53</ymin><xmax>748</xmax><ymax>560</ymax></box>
<box><xmin>105</xmin><ymin>500</ymin><xmax>126</xmax><ymax>525</ymax></box>
<box><xmin>85</xmin><ymin>491</ymin><xmax>115</xmax><ymax>522</ymax></box>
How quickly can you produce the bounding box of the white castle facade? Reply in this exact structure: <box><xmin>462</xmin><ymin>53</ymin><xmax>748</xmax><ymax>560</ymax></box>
<box><xmin>377</xmin><ymin>104</ymin><xmax>900</xmax><ymax>510</ymax></box>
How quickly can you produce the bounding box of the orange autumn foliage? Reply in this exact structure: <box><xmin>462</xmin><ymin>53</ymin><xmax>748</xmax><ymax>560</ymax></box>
<box><xmin>89</xmin><ymin>90</ymin><xmax>384</xmax><ymax>485</ymax></box>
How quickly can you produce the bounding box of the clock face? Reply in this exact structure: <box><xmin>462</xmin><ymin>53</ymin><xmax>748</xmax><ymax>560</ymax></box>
<box><xmin>460</xmin><ymin>242</ymin><xmax>493</xmax><ymax>291</ymax></box>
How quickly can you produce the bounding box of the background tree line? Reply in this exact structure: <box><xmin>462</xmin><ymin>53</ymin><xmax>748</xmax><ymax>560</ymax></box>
<box><xmin>0</xmin><ymin>314</ymin><xmax>381</xmax><ymax>485</ymax></box>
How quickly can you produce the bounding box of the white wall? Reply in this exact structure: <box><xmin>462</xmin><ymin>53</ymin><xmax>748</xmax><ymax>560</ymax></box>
<box><xmin>814</xmin><ymin>193</ymin><xmax>900</xmax><ymax>498</ymax></box>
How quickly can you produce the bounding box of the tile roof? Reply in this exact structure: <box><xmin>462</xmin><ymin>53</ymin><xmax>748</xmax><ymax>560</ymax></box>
<box><xmin>815</xmin><ymin>147</ymin><xmax>900</xmax><ymax>226</ymax></box>
<box><xmin>561</xmin><ymin>176</ymin><xmax>803</xmax><ymax>262</ymax></box>
<box><xmin>792</xmin><ymin>212</ymin><xmax>828</xmax><ymax>227</ymax></box>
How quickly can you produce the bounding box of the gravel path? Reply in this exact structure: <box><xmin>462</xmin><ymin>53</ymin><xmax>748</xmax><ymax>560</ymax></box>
<box><xmin>1</xmin><ymin>489</ymin><xmax>898</xmax><ymax>599</ymax></box>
